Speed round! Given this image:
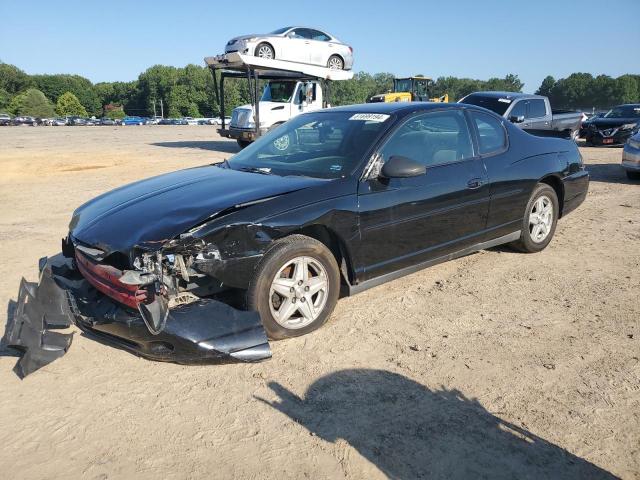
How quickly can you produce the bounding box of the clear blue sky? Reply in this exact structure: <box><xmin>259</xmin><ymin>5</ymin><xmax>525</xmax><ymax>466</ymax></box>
<box><xmin>1</xmin><ymin>0</ymin><xmax>638</xmax><ymax>93</ymax></box>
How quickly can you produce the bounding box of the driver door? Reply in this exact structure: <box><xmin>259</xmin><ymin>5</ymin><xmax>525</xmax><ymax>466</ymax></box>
<box><xmin>356</xmin><ymin>109</ymin><xmax>490</xmax><ymax>281</ymax></box>
<box><xmin>284</xmin><ymin>28</ymin><xmax>311</xmax><ymax>63</ymax></box>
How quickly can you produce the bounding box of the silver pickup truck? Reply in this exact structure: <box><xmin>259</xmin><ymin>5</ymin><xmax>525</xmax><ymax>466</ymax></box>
<box><xmin>460</xmin><ymin>91</ymin><xmax>583</xmax><ymax>141</ymax></box>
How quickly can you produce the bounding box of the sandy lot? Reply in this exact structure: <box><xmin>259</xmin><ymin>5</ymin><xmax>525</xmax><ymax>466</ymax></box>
<box><xmin>0</xmin><ymin>125</ymin><xmax>638</xmax><ymax>479</ymax></box>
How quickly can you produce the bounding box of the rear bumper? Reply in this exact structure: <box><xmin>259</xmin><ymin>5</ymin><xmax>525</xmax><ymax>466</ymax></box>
<box><xmin>562</xmin><ymin>169</ymin><xmax>589</xmax><ymax>217</ymax></box>
<box><xmin>2</xmin><ymin>254</ymin><xmax>271</xmax><ymax>377</ymax></box>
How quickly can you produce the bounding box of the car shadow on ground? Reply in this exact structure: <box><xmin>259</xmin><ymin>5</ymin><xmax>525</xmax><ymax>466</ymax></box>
<box><xmin>586</xmin><ymin>162</ymin><xmax>639</xmax><ymax>185</ymax></box>
<box><xmin>258</xmin><ymin>369</ymin><xmax>617</xmax><ymax>480</ymax></box>
<box><xmin>151</xmin><ymin>140</ymin><xmax>240</xmax><ymax>155</ymax></box>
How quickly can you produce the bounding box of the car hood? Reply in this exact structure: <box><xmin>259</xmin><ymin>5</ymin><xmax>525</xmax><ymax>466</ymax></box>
<box><xmin>69</xmin><ymin>165</ymin><xmax>325</xmax><ymax>254</ymax></box>
<box><xmin>588</xmin><ymin>117</ymin><xmax>640</xmax><ymax>128</ymax></box>
<box><xmin>229</xmin><ymin>34</ymin><xmax>275</xmax><ymax>42</ymax></box>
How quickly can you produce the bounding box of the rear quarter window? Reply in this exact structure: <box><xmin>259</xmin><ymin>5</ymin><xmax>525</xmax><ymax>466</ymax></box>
<box><xmin>470</xmin><ymin>111</ymin><xmax>507</xmax><ymax>155</ymax></box>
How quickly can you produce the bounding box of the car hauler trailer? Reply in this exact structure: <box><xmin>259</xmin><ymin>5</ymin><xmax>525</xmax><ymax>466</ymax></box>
<box><xmin>205</xmin><ymin>52</ymin><xmax>353</xmax><ymax>147</ymax></box>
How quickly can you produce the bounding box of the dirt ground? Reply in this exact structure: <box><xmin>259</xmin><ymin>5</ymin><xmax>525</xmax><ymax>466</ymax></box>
<box><xmin>0</xmin><ymin>125</ymin><xmax>638</xmax><ymax>479</ymax></box>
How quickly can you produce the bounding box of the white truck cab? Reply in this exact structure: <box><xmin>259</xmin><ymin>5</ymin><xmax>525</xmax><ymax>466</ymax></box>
<box><xmin>227</xmin><ymin>80</ymin><xmax>324</xmax><ymax>147</ymax></box>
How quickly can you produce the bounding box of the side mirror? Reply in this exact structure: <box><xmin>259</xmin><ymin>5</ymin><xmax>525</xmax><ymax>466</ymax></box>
<box><xmin>509</xmin><ymin>115</ymin><xmax>525</xmax><ymax>124</ymax></box>
<box><xmin>380</xmin><ymin>156</ymin><xmax>426</xmax><ymax>178</ymax></box>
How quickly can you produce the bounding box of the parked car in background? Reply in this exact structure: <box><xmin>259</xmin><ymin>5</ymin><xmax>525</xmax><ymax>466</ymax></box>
<box><xmin>0</xmin><ymin>113</ymin><xmax>13</xmax><ymax>126</ymax></box>
<box><xmin>147</xmin><ymin>116</ymin><xmax>162</xmax><ymax>125</ymax></box>
<box><xmin>183</xmin><ymin>117</ymin><xmax>199</xmax><ymax>125</ymax></box>
<box><xmin>622</xmin><ymin>131</ymin><xmax>640</xmax><ymax>180</ymax></box>
<box><xmin>51</xmin><ymin>118</ymin><xmax>68</xmax><ymax>126</ymax></box>
<box><xmin>581</xmin><ymin>104</ymin><xmax>640</xmax><ymax>146</ymax></box>
<box><xmin>172</xmin><ymin>118</ymin><xmax>188</xmax><ymax>125</ymax></box>
<box><xmin>13</xmin><ymin>116</ymin><xmax>39</xmax><ymax>126</ymax></box>
<box><xmin>122</xmin><ymin>116</ymin><xmax>146</xmax><ymax>125</ymax></box>
<box><xmin>67</xmin><ymin>116</ymin><xmax>89</xmax><ymax>126</ymax></box>
<box><xmin>460</xmin><ymin>92</ymin><xmax>583</xmax><ymax>140</ymax></box>
<box><xmin>225</xmin><ymin>26</ymin><xmax>353</xmax><ymax>70</ymax></box>
<box><xmin>99</xmin><ymin>118</ymin><xmax>116</xmax><ymax>126</ymax></box>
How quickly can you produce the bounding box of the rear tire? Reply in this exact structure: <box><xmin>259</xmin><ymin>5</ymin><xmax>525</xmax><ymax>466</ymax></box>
<box><xmin>247</xmin><ymin>235</ymin><xmax>340</xmax><ymax>340</ymax></box>
<box><xmin>327</xmin><ymin>55</ymin><xmax>344</xmax><ymax>70</ymax></box>
<box><xmin>510</xmin><ymin>183</ymin><xmax>559</xmax><ymax>253</ymax></box>
<box><xmin>626</xmin><ymin>170</ymin><xmax>640</xmax><ymax>180</ymax></box>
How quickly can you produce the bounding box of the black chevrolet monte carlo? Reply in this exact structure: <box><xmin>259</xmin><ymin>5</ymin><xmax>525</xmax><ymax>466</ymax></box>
<box><xmin>4</xmin><ymin>102</ymin><xmax>589</xmax><ymax>377</ymax></box>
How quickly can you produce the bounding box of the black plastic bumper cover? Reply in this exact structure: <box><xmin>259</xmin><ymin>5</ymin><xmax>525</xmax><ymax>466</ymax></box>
<box><xmin>2</xmin><ymin>254</ymin><xmax>271</xmax><ymax>378</ymax></box>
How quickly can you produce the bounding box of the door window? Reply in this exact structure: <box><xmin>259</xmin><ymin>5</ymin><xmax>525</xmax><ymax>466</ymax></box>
<box><xmin>379</xmin><ymin>110</ymin><xmax>474</xmax><ymax>167</ymax></box>
<box><xmin>527</xmin><ymin>99</ymin><xmax>547</xmax><ymax>119</ymax></box>
<box><xmin>307</xmin><ymin>29</ymin><xmax>331</xmax><ymax>41</ymax></box>
<box><xmin>289</xmin><ymin>29</ymin><xmax>309</xmax><ymax>39</ymax></box>
<box><xmin>470</xmin><ymin>112</ymin><xmax>507</xmax><ymax>155</ymax></box>
<box><xmin>510</xmin><ymin>100</ymin><xmax>527</xmax><ymax>118</ymax></box>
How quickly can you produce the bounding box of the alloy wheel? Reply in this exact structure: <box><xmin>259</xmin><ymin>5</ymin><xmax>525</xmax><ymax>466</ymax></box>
<box><xmin>529</xmin><ymin>195</ymin><xmax>553</xmax><ymax>243</ymax></box>
<box><xmin>269</xmin><ymin>256</ymin><xmax>329</xmax><ymax>329</ymax></box>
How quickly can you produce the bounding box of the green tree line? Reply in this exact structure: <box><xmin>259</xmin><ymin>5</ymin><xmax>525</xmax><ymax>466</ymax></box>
<box><xmin>1</xmin><ymin>60</ymin><xmax>638</xmax><ymax>118</ymax></box>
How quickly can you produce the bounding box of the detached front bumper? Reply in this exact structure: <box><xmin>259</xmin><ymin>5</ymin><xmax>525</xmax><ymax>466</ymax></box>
<box><xmin>2</xmin><ymin>254</ymin><xmax>271</xmax><ymax>377</ymax></box>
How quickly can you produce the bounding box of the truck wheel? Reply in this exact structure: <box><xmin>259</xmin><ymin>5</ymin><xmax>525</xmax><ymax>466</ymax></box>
<box><xmin>255</xmin><ymin>43</ymin><xmax>275</xmax><ymax>59</ymax></box>
<box><xmin>247</xmin><ymin>235</ymin><xmax>340</xmax><ymax>340</ymax></box>
<box><xmin>327</xmin><ymin>55</ymin><xmax>344</xmax><ymax>70</ymax></box>
<box><xmin>510</xmin><ymin>183</ymin><xmax>559</xmax><ymax>253</ymax></box>
<box><xmin>237</xmin><ymin>139</ymin><xmax>251</xmax><ymax>149</ymax></box>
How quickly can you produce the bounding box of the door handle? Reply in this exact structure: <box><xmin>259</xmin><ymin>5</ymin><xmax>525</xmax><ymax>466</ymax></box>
<box><xmin>467</xmin><ymin>178</ymin><xmax>483</xmax><ymax>189</ymax></box>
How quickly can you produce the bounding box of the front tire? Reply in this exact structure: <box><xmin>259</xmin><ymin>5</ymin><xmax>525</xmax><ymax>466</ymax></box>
<box><xmin>247</xmin><ymin>235</ymin><xmax>340</xmax><ymax>340</ymax></box>
<box><xmin>255</xmin><ymin>42</ymin><xmax>275</xmax><ymax>59</ymax></box>
<box><xmin>510</xmin><ymin>183</ymin><xmax>559</xmax><ymax>253</ymax></box>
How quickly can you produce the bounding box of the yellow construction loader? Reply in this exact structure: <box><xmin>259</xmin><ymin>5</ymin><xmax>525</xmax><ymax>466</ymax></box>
<box><xmin>367</xmin><ymin>76</ymin><xmax>449</xmax><ymax>103</ymax></box>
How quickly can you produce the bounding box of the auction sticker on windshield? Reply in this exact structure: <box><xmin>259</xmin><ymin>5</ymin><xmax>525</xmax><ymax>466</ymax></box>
<box><xmin>349</xmin><ymin>113</ymin><xmax>390</xmax><ymax>122</ymax></box>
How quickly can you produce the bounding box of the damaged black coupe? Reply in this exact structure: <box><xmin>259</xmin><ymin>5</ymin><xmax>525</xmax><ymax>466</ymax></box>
<box><xmin>3</xmin><ymin>102</ymin><xmax>589</xmax><ymax>377</ymax></box>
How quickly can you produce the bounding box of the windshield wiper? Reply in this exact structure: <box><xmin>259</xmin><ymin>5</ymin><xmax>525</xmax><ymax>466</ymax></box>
<box><xmin>238</xmin><ymin>166</ymin><xmax>273</xmax><ymax>175</ymax></box>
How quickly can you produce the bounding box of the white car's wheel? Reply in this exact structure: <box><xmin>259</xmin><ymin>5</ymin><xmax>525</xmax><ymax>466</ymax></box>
<box><xmin>255</xmin><ymin>43</ymin><xmax>275</xmax><ymax>59</ymax></box>
<box><xmin>327</xmin><ymin>55</ymin><xmax>344</xmax><ymax>70</ymax></box>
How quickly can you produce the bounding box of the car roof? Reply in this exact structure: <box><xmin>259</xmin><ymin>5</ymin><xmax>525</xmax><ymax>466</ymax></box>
<box><xmin>326</xmin><ymin>102</ymin><xmax>471</xmax><ymax>115</ymax></box>
<box><xmin>466</xmin><ymin>91</ymin><xmax>544</xmax><ymax>101</ymax></box>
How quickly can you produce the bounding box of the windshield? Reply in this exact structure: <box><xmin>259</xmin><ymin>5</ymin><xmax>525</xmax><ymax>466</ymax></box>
<box><xmin>460</xmin><ymin>94</ymin><xmax>511</xmax><ymax>116</ymax></box>
<box><xmin>394</xmin><ymin>79</ymin><xmax>412</xmax><ymax>93</ymax></box>
<box><xmin>603</xmin><ymin>105</ymin><xmax>640</xmax><ymax>119</ymax></box>
<box><xmin>270</xmin><ymin>27</ymin><xmax>292</xmax><ymax>34</ymax></box>
<box><xmin>227</xmin><ymin>111</ymin><xmax>391</xmax><ymax>179</ymax></box>
<box><xmin>262</xmin><ymin>81</ymin><xmax>297</xmax><ymax>103</ymax></box>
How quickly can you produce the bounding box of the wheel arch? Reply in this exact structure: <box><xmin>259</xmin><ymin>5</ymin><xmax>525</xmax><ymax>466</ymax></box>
<box><xmin>288</xmin><ymin>224</ymin><xmax>355</xmax><ymax>290</ymax></box>
<box><xmin>539</xmin><ymin>174</ymin><xmax>565</xmax><ymax>217</ymax></box>
<box><xmin>328</xmin><ymin>53</ymin><xmax>345</xmax><ymax>66</ymax></box>
<box><xmin>255</xmin><ymin>41</ymin><xmax>275</xmax><ymax>58</ymax></box>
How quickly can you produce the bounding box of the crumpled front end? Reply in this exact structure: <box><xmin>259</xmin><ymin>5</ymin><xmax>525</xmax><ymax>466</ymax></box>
<box><xmin>2</xmin><ymin>251</ymin><xmax>271</xmax><ymax>378</ymax></box>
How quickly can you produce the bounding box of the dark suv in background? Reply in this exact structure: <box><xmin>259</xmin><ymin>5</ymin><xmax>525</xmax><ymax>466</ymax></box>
<box><xmin>582</xmin><ymin>104</ymin><xmax>640</xmax><ymax>146</ymax></box>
